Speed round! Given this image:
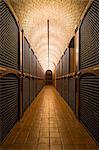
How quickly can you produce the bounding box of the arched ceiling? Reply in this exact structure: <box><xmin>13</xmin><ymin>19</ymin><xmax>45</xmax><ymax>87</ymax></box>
<box><xmin>8</xmin><ymin>0</ymin><xmax>89</xmax><ymax>72</ymax></box>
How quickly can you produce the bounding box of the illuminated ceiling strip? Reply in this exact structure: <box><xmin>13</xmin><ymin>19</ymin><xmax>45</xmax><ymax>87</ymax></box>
<box><xmin>47</xmin><ymin>19</ymin><xmax>49</xmax><ymax>70</ymax></box>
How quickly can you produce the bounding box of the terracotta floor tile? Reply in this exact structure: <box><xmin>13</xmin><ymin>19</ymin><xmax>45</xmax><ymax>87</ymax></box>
<box><xmin>8</xmin><ymin>144</ymin><xmax>23</xmax><ymax>150</ymax></box>
<box><xmin>75</xmin><ymin>144</ymin><xmax>99</xmax><ymax>150</ymax></box>
<box><xmin>37</xmin><ymin>144</ymin><xmax>49</xmax><ymax>150</ymax></box>
<box><xmin>22</xmin><ymin>143</ymin><xmax>37</xmax><ymax>150</ymax></box>
<box><xmin>50</xmin><ymin>127</ymin><xmax>58</xmax><ymax>132</ymax></box>
<box><xmin>50</xmin><ymin>145</ymin><xmax>62</xmax><ymax>150</ymax></box>
<box><xmin>61</xmin><ymin>137</ymin><xmax>73</xmax><ymax>145</ymax></box>
<box><xmin>40</xmin><ymin>131</ymin><xmax>49</xmax><ymax>138</ymax></box>
<box><xmin>50</xmin><ymin>137</ymin><xmax>61</xmax><ymax>145</ymax></box>
<box><xmin>63</xmin><ymin>144</ymin><xmax>76</xmax><ymax>150</ymax></box>
<box><xmin>25</xmin><ymin>134</ymin><xmax>38</xmax><ymax>144</ymax></box>
<box><xmin>39</xmin><ymin>137</ymin><xmax>49</xmax><ymax>144</ymax></box>
<box><xmin>50</xmin><ymin>132</ymin><xmax>60</xmax><ymax>138</ymax></box>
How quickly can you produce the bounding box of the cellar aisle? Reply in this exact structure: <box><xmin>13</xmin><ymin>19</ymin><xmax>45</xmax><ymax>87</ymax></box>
<box><xmin>0</xmin><ymin>86</ymin><xmax>98</xmax><ymax>150</ymax></box>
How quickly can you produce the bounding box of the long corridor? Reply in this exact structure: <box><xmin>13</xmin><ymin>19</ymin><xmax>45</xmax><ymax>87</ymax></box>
<box><xmin>1</xmin><ymin>86</ymin><xmax>98</xmax><ymax>150</ymax></box>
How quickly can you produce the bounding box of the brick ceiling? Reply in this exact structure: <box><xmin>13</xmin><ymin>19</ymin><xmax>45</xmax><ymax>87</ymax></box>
<box><xmin>8</xmin><ymin>0</ymin><xmax>89</xmax><ymax>71</ymax></box>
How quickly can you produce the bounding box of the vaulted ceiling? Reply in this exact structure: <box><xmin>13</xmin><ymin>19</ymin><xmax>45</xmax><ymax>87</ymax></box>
<box><xmin>8</xmin><ymin>0</ymin><xmax>89</xmax><ymax>72</ymax></box>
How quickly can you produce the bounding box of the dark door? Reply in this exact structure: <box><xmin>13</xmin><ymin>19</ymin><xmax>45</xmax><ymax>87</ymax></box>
<box><xmin>45</xmin><ymin>70</ymin><xmax>52</xmax><ymax>85</ymax></box>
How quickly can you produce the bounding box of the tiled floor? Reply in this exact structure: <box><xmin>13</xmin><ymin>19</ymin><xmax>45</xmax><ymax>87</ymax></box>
<box><xmin>0</xmin><ymin>86</ymin><xmax>99</xmax><ymax>150</ymax></box>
